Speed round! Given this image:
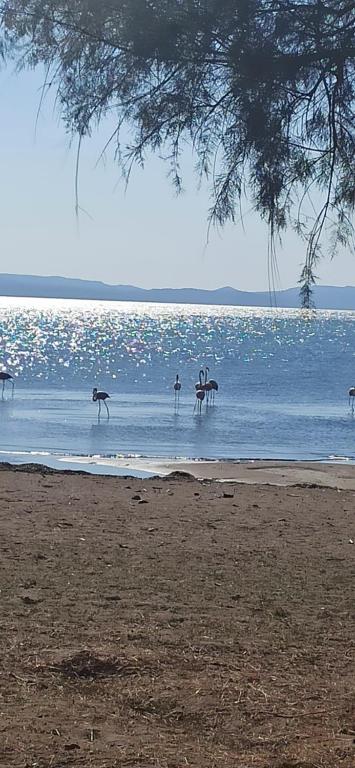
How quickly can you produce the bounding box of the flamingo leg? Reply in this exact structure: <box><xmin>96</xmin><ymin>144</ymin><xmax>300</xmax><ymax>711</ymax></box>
<box><xmin>104</xmin><ymin>400</ymin><xmax>110</xmax><ymax>418</ymax></box>
<box><xmin>2</xmin><ymin>380</ymin><xmax>4</xmax><ymax>399</ymax></box>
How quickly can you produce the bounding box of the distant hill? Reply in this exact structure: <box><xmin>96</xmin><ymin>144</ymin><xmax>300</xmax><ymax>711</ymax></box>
<box><xmin>1</xmin><ymin>273</ymin><xmax>355</xmax><ymax>310</ymax></box>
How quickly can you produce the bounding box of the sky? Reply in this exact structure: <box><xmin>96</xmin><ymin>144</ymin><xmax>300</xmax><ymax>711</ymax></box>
<box><xmin>0</xmin><ymin>67</ymin><xmax>354</xmax><ymax>291</ymax></box>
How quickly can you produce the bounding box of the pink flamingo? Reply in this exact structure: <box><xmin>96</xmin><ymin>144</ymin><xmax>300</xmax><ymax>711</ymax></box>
<box><xmin>194</xmin><ymin>387</ymin><xmax>205</xmax><ymax>414</ymax></box>
<box><xmin>194</xmin><ymin>371</ymin><xmax>205</xmax><ymax>413</ymax></box>
<box><xmin>206</xmin><ymin>368</ymin><xmax>219</xmax><ymax>404</ymax></box>
<box><xmin>92</xmin><ymin>388</ymin><xmax>110</xmax><ymax>418</ymax></box>
<box><xmin>195</xmin><ymin>369</ymin><xmax>204</xmax><ymax>391</ymax></box>
<box><xmin>203</xmin><ymin>367</ymin><xmax>213</xmax><ymax>405</ymax></box>
<box><xmin>174</xmin><ymin>374</ymin><xmax>181</xmax><ymax>406</ymax></box>
<box><xmin>349</xmin><ymin>387</ymin><xmax>355</xmax><ymax>411</ymax></box>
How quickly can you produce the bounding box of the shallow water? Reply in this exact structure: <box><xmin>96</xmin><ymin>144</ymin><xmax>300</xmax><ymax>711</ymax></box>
<box><xmin>1</xmin><ymin>296</ymin><xmax>355</xmax><ymax>463</ymax></box>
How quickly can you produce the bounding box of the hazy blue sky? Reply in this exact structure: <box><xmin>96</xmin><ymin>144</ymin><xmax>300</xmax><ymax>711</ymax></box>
<box><xmin>0</xmin><ymin>67</ymin><xmax>353</xmax><ymax>290</ymax></box>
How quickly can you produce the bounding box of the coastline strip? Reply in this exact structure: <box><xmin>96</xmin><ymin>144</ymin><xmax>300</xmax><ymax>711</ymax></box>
<box><xmin>2</xmin><ymin>454</ymin><xmax>355</xmax><ymax>489</ymax></box>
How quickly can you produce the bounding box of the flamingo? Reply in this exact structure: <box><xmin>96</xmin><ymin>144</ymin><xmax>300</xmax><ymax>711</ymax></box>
<box><xmin>174</xmin><ymin>374</ymin><xmax>181</xmax><ymax>406</ymax></box>
<box><xmin>349</xmin><ymin>387</ymin><xmax>355</xmax><ymax>411</ymax></box>
<box><xmin>208</xmin><ymin>374</ymin><xmax>219</xmax><ymax>404</ymax></box>
<box><xmin>195</xmin><ymin>369</ymin><xmax>204</xmax><ymax>391</ymax></box>
<box><xmin>193</xmin><ymin>370</ymin><xmax>206</xmax><ymax>413</ymax></box>
<box><xmin>92</xmin><ymin>388</ymin><xmax>110</xmax><ymax>418</ymax></box>
<box><xmin>194</xmin><ymin>387</ymin><xmax>205</xmax><ymax>414</ymax></box>
<box><xmin>203</xmin><ymin>367</ymin><xmax>213</xmax><ymax>405</ymax></box>
<box><xmin>0</xmin><ymin>371</ymin><xmax>14</xmax><ymax>398</ymax></box>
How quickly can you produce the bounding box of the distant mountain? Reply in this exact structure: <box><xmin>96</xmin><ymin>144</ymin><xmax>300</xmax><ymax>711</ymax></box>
<box><xmin>1</xmin><ymin>273</ymin><xmax>355</xmax><ymax>310</ymax></box>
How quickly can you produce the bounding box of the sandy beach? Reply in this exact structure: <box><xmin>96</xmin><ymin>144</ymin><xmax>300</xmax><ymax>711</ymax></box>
<box><xmin>59</xmin><ymin>453</ymin><xmax>355</xmax><ymax>489</ymax></box>
<box><xmin>0</xmin><ymin>463</ymin><xmax>354</xmax><ymax>767</ymax></box>
<box><xmin>157</xmin><ymin>458</ymin><xmax>355</xmax><ymax>489</ymax></box>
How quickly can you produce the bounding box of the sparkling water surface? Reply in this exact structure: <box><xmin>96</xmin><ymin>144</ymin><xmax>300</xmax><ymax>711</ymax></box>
<box><xmin>1</xmin><ymin>296</ymin><xmax>355</xmax><ymax>462</ymax></box>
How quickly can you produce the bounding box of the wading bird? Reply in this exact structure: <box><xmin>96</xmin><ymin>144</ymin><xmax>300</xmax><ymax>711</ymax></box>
<box><xmin>195</xmin><ymin>370</ymin><xmax>205</xmax><ymax>391</ymax></box>
<box><xmin>174</xmin><ymin>374</ymin><xmax>181</xmax><ymax>406</ymax></box>
<box><xmin>194</xmin><ymin>387</ymin><xmax>205</xmax><ymax>414</ymax></box>
<box><xmin>92</xmin><ymin>388</ymin><xmax>110</xmax><ymax>418</ymax></box>
<box><xmin>203</xmin><ymin>367</ymin><xmax>213</xmax><ymax>405</ymax></box>
<box><xmin>0</xmin><ymin>372</ymin><xmax>14</xmax><ymax>398</ymax></box>
<box><xmin>349</xmin><ymin>387</ymin><xmax>355</xmax><ymax>411</ymax></box>
<box><xmin>208</xmin><ymin>374</ymin><xmax>219</xmax><ymax>404</ymax></box>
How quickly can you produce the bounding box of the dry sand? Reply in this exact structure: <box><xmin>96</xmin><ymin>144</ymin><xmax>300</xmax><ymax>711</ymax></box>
<box><xmin>0</xmin><ymin>463</ymin><xmax>354</xmax><ymax>767</ymax></box>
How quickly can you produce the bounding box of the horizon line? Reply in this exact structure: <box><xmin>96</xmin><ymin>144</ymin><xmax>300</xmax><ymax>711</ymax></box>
<box><xmin>0</xmin><ymin>273</ymin><xmax>355</xmax><ymax>293</ymax></box>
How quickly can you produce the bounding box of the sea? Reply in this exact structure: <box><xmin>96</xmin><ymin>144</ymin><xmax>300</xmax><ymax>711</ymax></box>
<box><xmin>1</xmin><ymin>296</ymin><xmax>355</xmax><ymax>473</ymax></box>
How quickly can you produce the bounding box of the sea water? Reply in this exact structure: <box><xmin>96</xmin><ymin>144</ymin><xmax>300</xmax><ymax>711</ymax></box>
<box><xmin>1</xmin><ymin>296</ymin><xmax>355</xmax><ymax>466</ymax></box>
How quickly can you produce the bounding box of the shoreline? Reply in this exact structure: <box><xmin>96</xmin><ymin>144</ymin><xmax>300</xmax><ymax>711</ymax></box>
<box><xmin>3</xmin><ymin>452</ymin><xmax>355</xmax><ymax>488</ymax></box>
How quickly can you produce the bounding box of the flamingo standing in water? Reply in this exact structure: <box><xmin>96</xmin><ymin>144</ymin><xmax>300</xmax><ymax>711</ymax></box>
<box><xmin>0</xmin><ymin>372</ymin><xmax>14</xmax><ymax>398</ymax></box>
<box><xmin>193</xmin><ymin>369</ymin><xmax>206</xmax><ymax>413</ymax></box>
<box><xmin>195</xmin><ymin>369</ymin><xmax>204</xmax><ymax>391</ymax></box>
<box><xmin>92</xmin><ymin>388</ymin><xmax>110</xmax><ymax>418</ymax></box>
<box><xmin>194</xmin><ymin>386</ymin><xmax>205</xmax><ymax>414</ymax></box>
<box><xmin>349</xmin><ymin>387</ymin><xmax>355</xmax><ymax>411</ymax></box>
<box><xmin>203</xmin><ymin>367</ymin><xmax>213</xmax><ymax>405</ymax></box>
<box><xmin>207</xmin><ymin>370</ymin><xmax>219</xmax><ymax>404</ymax></box>
<box><xmin>174</xmin><ymin>374</ymin><xmax>181</xmax><ymax>407</ymax></box>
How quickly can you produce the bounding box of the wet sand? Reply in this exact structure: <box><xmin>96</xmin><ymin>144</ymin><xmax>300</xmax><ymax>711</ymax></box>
<box><xmin>0</xmin><ymin>464</ymin><xmax>354</xmax><ymax>767</ymax></box>
<box><xmin>56</xmin><ymin>454</ymin><xmax>355</xmax><ymax>489</ymax></box>
<box><xmin>156</xmin><ymin>459</ymin><xmax>355</xmax><ymax>488</ymax></box>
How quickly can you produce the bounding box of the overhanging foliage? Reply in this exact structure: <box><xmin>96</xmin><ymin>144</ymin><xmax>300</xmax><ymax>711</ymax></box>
<box><xmin>1</xmin><ymin>1</ymin><xmax>354</xmax><ymax>305</ymax></box>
